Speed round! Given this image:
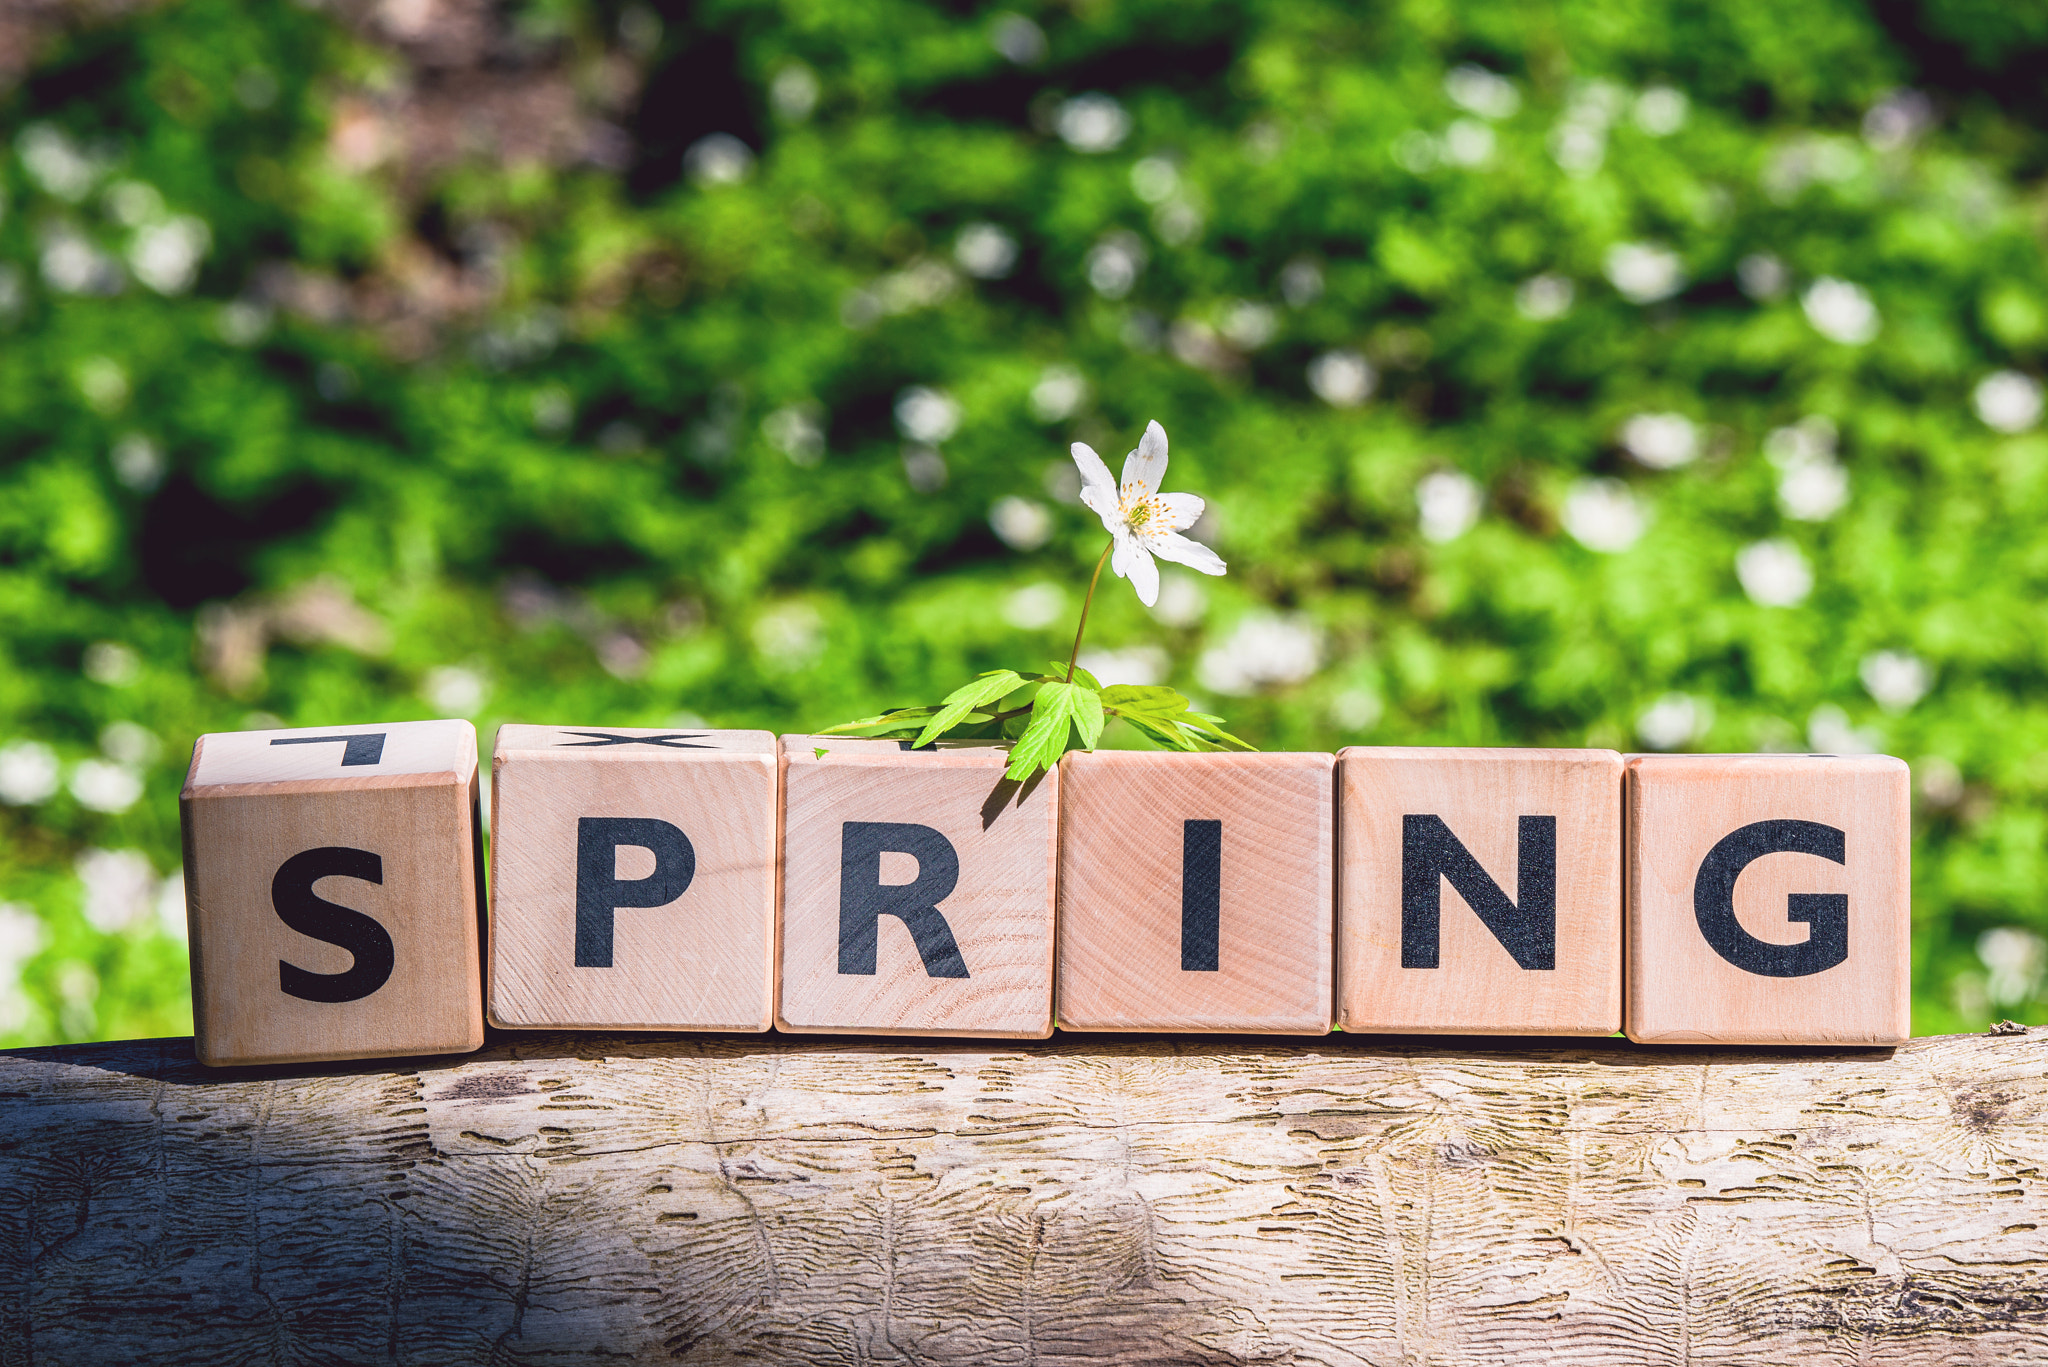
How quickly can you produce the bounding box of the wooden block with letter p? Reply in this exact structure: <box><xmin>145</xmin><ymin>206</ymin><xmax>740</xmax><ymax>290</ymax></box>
<box><xmin>1336</xmin><ymin>746</ymin><xmax>1623</xmax><ymax>1035</ymax></box>
<box><xmin>776</xmin><ymin>736</ymin><xmax>1057</xmax><ymax>1038</ymax></box>
<box><xmin>1056</xmin><ymin>749</ymin><xmax>1333</xmax><ymax>1033</ymax></box>
<box><xmin>488</xmin><ymin>725</ymin><xmax>776</xmax><ymax>1031</ymax></box>
<box><xmin>179</xmin><ymin>719</ymin><xmax>485</xmax><ymax>1067</ymax></box>
<box><xmin>1625</xmin><ymin>753</ymin><xmax>1909</xmax><ymax>1045</ymax></box>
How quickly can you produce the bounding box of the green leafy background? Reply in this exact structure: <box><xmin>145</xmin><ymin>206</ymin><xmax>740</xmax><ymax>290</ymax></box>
<box><xmin>2</xmin><ymin>0</ymin><xmax>2045</xmax><ymax>1043</ymax></box>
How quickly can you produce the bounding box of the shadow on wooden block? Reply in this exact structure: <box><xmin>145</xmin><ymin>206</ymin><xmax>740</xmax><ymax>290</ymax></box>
<box><xmin>1056</xmin><ymin>749</ymin><xmax>1333</xmax><ymax>1033</ymax></box>
<box><xmin>179</xmin><ymin>719</ymin><xmax>485</xmax><ymax>1067</ymax></box>
<box><xmin>1625</xmin><ymin>753</ymin><xmax>1909</xmax><ymax>1046</ymax></box>
<box><xmin>1338</xmin><ymin>746</ymin><xmax>1623</xmax><ymax>1035</ymax></box>
<box><xmin>776</xmin><ymin>737</ymin><xmax>1056</xmax><ymax>1038</ymax></box>
<box><xmin>488</xmin><ymin>725</ymin><xmax>777</xmax><ymax>1032</ymax></box>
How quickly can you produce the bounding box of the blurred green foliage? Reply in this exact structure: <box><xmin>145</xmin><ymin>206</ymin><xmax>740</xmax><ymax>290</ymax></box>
<box><xmin>2</xmin><ymin>0</ymin><xmax>2047</xmax><ymax>1043</ymax></box>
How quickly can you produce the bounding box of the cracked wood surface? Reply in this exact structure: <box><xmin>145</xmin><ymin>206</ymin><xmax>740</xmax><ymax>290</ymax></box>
<box><xmin>0</xmin><ymin>1031</ymin><xmax>2044</xmax><ymax>1364</ymax></box>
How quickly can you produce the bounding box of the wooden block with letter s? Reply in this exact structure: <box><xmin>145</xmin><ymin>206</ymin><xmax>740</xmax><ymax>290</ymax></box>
<box><xmin>776</xmin><ymin>737</ymin><xmax>1057</xmax><ymax>1038</ymax></box>
<box><xmin>1056</xmin><ymin>749</ymin><xmax>1333</xmax><ymax>1033</ymax></box>
<box><xmin>179</xmin><ymin>720</ymin><xmax>485</xmax><ymax>1067</ymax></box>
<box><xmin>488</xmin><ymin>725</ymin><xmax>776</xmax><ymax>1032</ymax></box>
<box><xmin>1337</xmin><ymin>746</ymin><xmax>1624</xmax><ymax>1035</ymax></box>
<box><xmin>1625</xmin><ymin>753</ymin><xmax>1909</xmax><ymax>1045</ymax></box>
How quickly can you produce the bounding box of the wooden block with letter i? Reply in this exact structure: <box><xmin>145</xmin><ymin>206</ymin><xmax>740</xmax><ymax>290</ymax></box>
<box><xmin>1336</xmin><ymin>747</ymin><xmax>1623</xmax><ymax>1035</ymax></box>
<box><xmin>1056</xmin><ymin>750</ymin><xmax>1333</xmax><ymax>1034</ymax></box>
<box><xmin>1625</xmin><ymin>753</ymin><xmax>1909</xmax><ymax>1045</ymax></box>
<box><xmin>488</xmin><ymin>725</ymin><xmax>776</xmax><ymax>1031</ymax></box>
<box><xmin>777</xmin><ymin>737</ymin><xmax>1057</xmax><ymax>1038</ymax></box>
<box><xmin>179</xmin><ymin>719</ymin><xmax>485</xmax><ymax>1067</ymax></box>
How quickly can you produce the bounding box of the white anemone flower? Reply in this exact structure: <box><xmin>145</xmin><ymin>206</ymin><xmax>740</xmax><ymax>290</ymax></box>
<box><xmin>1070</xmin><ymin>420</ymin><xmax>1226</xmax><ymax>606</ymax></box>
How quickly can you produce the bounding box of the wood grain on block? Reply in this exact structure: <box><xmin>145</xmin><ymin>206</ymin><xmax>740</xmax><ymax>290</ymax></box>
<box><xmin>180</xmin><ymin>719</ymin><xmax>485</xmax><ymax>1067</ymax></box>
<box><xmin>777</xmin><ymin>736</ymin><xmax>1056</xmax><ymax>1038</ymax></box>
<box><xmin>1337</xmin><ymin>747</ymin><xmax>1623</xmax><ymax>1035</ymax></box>
<box><xmin>1626</xmin><ymin>753</ymin><xmax>1910</xmax><ymax>1046</ymax></box>
<box><xmin>1056</xmin><ymin>749</ymin><xmax>1333</xmax><ymax>1033</ymax></box>
<box><xmin>488</xmin><ymin>725</ymin><xmax>776</xmax><ymax>1032</ymax></box>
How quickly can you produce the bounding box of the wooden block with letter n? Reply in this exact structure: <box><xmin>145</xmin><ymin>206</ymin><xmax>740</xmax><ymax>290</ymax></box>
<box><xmin>776</xmin><ymin>736</ymin><xmax>1057</xmax><ymax>1038</ymax></box>
<box><xmin>1625</xmin><ymin>753</ymin><xmax>1909</xmax><ymax>1045</ymax></box>
<box><xmin>488</xmin><ymin>725</ymin><xmax>776</xmax><ymax>1032</ymax></box>
<box><xmin>179</xmin><ymin>719</ymin><xmax>485</xmax><ymax>1067</ymax></box>
<box><xmin>1337</xmin><ymin>747</ymin><xmax>1623</xmax><ymax>1035</ymax></box>
<box><xmin>1056</xmin><ymin>749</ymin><xmax>1333</xmax><ymax>1033</ymax></box>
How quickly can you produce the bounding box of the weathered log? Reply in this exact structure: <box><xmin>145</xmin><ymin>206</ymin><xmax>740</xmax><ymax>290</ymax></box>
<box><xmin>1</xmin><ymin>1030</ymin><xmax>2044</xmax><ymax>1364</ymax></box>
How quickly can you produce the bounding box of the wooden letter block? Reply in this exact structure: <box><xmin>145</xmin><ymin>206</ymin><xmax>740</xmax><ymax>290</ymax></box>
<box><xmin>1625</xmin><ymin>754</ymin><xmax>1909</xmax><ymax>1045</ymax></box>
<box><xmin>1056</xmin><ymin>750</ymin><xmax>1333</xmax><ymax>1033</ymax></box>
<box><xmin>1337</xmin><ymin>747</ymin><xmax>1623</xmax><ymax>1035</ymax></box>
<box><xmin>777</xmin><ymin>737</ymin><xmax>1056</xmax><ymax>1038</ymax></box>
<box><xmin>180</xmin><ymin>720</ymin><xmax>485</xmax><ymax>1067</ymax></box>
<box><xmin>488</xmin><ymin>726</ymin><xmax>776</xmax><ymax>1031</ymax></box>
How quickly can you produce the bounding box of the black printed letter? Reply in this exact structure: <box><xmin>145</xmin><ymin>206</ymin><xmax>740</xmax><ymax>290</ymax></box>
<box><xmin>1402</xmin><ymin>815</ymin><xmax>1556</xmax><ymax>970</ymax></box>
<box><xmin>576</xmin><ymin>817</ymin><xmax>696</xmax><ymax>968</ymax></box>
<box><xmin>1182</xmin><ymin>819</ymin><xmax>1222</xmax><ymax>972</ymax></box>
<box><xmin>1693</xmin><ymin>819</ymin><xmax>1848</xmax><ymax>978</ymax></box>
<box><xmin>838</xmin><ymin>822</ymin><xmax>968</xmax><ymax>978</ymax></box>
<box><xmin>274</xmin><ymin>846</ymin><xmax>394</xmax><ymax>1002</ymax></box>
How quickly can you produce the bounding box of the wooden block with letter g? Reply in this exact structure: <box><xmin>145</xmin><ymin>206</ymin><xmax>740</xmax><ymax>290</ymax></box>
<box><xmin>1625</xmin><ymin>753</ymin><xmax>1909</xmax><ymax>1045</ymax></box>
<box><xmin>776</xmin><ymin>736</ymin><xmax>1057</xmax><ymax>1038</ymax></box>
<box><xmin>1056</xmin><ymin>749</ymin><xmax>1333</xmax><ymax>1033</ymax></box>
<box><xmin>1336</xmin><ymin>746</ymin><xmax>1623</xmax><ymax>1035</ymax></box>
<box><xmin>488</xmin><ymin>725</ymin><xmax>776</xmax><ymax>1031</ymax></box>
<box><xmin>179</xmin><ymin>719</ymin><xmax>485</xmax><ymax>1067</ymax></box>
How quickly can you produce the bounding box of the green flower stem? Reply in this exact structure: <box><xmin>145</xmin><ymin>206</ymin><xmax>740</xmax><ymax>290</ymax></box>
<box><xmin>1064</xmin><ymin>540</ymin><xmax>1114</xmax><ymax>685</ymax></box>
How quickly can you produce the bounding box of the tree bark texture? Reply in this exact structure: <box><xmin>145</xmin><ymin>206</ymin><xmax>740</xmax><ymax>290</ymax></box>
<box><xmin>1</xmin><ymin>1029</ymin><xmax>2044</xmax><ymax>1364</ymax></box>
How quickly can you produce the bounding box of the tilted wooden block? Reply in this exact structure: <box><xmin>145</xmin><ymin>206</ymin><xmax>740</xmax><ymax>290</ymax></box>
<box><xmin>488</xmin><ymin>726</ymin><xmax>777</xmax><ymax>1032</ymax></box>
<box><xmin>776</xmin><ymin>737</ymin><xmax>1056</xmax><ymax>1038</ymax></box>
<box><xmin>1056</xmin><ymin>750</ymin><xmax>1333</xmax><ymax>1033</ymax></box>
<box><xmin>1625</xmin><ymin>753</ymin><xmax>1909</xmax><ymax>1045</ymax></box>
<box><xmin>1337</xmin><ymin>747</ymin><xmax>1623</xmax><ymax>1035</ymax></box>
<box><xmin>180</xmin><ymin>719</ymin><xmax>485</xmax><ymax>1067</ymax></box>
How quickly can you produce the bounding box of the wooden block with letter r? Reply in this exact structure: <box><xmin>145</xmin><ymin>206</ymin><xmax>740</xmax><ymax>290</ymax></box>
<box><xmin>1625</xmin><ymin>753</ymin><xmax>1909</xmax><ymax>1045</ymax></box>
<box><xmin>776</xmin><ymin>736</ymin><xmax>1057</xmax><ymax>1038</ymax></box>
<box><xmin>179</xmin><ymin>719</ymin><xmax>485</xmax><ymax>1067</ymax></box>
<box><xmin>1336</xmin><ymin>746</ymin><xmax>1624</xmax><ymax>1035</ymax></box>
<box><xmin>1056</xmin><ymin>749</ymin><xmax>1333</xmax><ymax>1033</ymax></box>
<box><xmin>488</xmin><ymin>725</ymin><xmax>776</xmax><ymax>1031</ymax></box>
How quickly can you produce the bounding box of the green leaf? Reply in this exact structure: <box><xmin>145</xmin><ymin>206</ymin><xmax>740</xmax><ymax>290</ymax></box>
<box><xmin>1070</xmin><ymin>683</ymin><xmax>1105</xmax><ymax>749</ymax></box>
<box><xmin>913</xmin><ymin>669</ymin><xmax>1023</xmax><ymax>748</ymax></box>
<box><xmin>1005</xmin><ymin>681</ymin><xmax>1080</xmax><ymax>781</ymax></box>
<box><xmin>816</xmin><ymin>706</ymin><xmax>944</xmax><ymax>738</ymax></box>
<box><xmin>812</xmin><ymin>747</ymin><xmax>828</xmax><ymax>759</ymax></box>
<box><xmin>1101</xmin><ymin>684</ymin><xmax>1192</xmax><ymax>721</ymax></box>
<box><xmin>1027</xmin><ymin>662</ymin><xmax>1103</xmax><ymax>690</ymax></box>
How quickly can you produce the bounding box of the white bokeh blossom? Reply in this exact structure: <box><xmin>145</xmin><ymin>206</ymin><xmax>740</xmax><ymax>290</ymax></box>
<box><xmin>1975</xmin><ymin>370</ymin><xmax>2043</xmax><ymax>434</ymax></box>
<box><xmin>1070</xmin><ymin>420</ymin><xmax>1226</xmax><ymax>607</ymax></box>
<box><xmin>1197</xmin><ymin>613</ymin><xmax>1322</xmax><ymax>695</ymax></box>
<box><xmin>1416</xmin><ymin>470</ymin><xmax>1482</xmax><ymax>542</ymax></box>
<box><xmin>1802</xmin><ymin>277</ymin><xmax>1880</xmax><ymax>345</ymax></box>
<box><xmin>1561</xmin><ymin>479</ymin><xmax>1647</xmax><ymax>552</ymax></box>
<box><xmin>1736</xmin><ymin>538</ymin><xmax>1813</xmax><ymax>607</ymax></box>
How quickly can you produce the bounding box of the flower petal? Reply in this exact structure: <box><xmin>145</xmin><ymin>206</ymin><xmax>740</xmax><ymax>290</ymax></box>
<box><xmin>1110</xmin><ymin>530</ymin><xmax>1140</xmax><ymax>582</ymax></box>
<box><xmin>1146</xmin><ymin>530</ymin><xmax>1227</xmax><ymax>576</ymax></box>
<box><xmin>1119</xmin><ymin>420</ymin><xmax>1169</xmax><ymax>501</ymax></box>
<box><xmin>1071</xmin><ymin>441</ymin><xmax>1116</xmax><ymax>502</ymax></box>
<box><xmin>1122</xmin><ymin>538</ymin><xmax>1160</xmax><ymax>605</ymax></box>
<box><xmin>1155</xmin><ymin>491</ymin><xmax>1204</xmax><ymax>531</ymax></box>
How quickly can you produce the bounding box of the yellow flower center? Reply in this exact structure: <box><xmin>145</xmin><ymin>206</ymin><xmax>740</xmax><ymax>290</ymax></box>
<box><xmin>1119</xmin><ymin>492</ymin><xmax>1166</xmax><ymax>535</ymax></box>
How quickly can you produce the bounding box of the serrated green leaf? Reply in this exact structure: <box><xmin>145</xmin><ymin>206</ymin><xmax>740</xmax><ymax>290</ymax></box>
<box><xmin>1038</xmin><ymin>661</ymin><xmax>1102</xmax><ymax>691</ymax></box>
<box><xmin>914</xmin><ymin>669</ymin><xmax>1023</xmax><ymax>747</ymax></box>
<box><xmin>1005</xmin><ymin>681</ymin><xmax>1079</xmax><ymax>781</ymax></box>
<box><xmin>816</xmin><ymin>706</ymin><xmax>943</xmax><ymax>736</ymax></box>
<box><xmin>1070</xmin><ymin>683</ymin><xmax>1104</xmax><ymax>749</ymax></box>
